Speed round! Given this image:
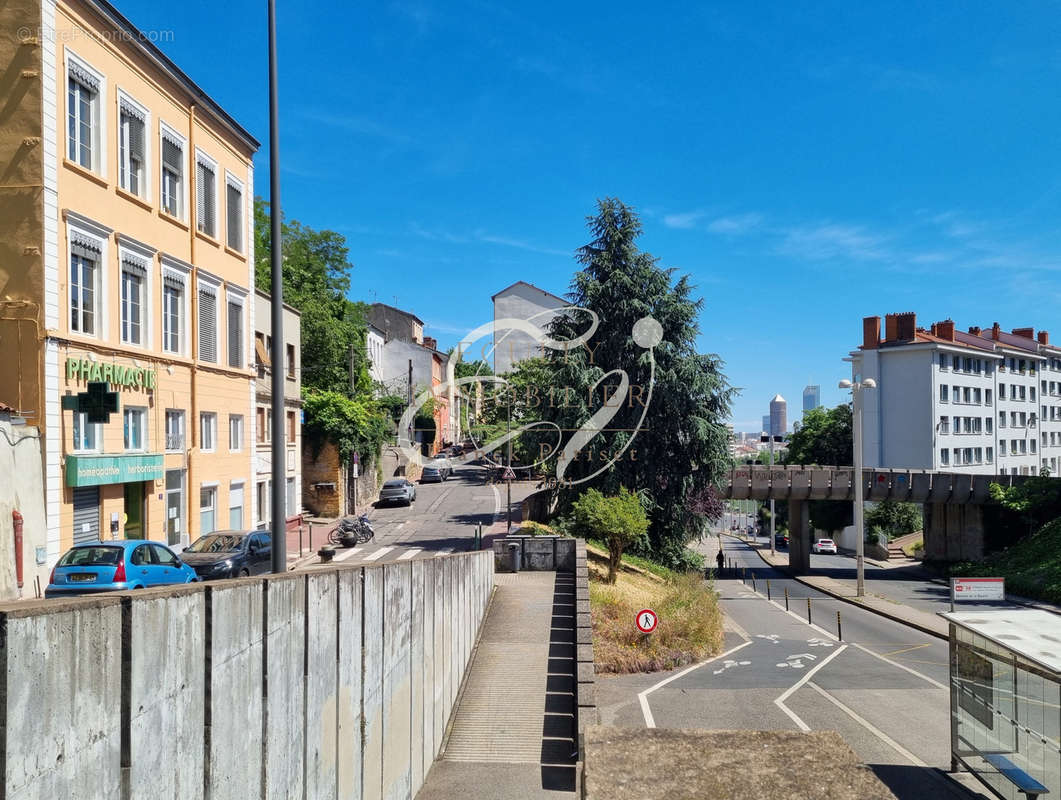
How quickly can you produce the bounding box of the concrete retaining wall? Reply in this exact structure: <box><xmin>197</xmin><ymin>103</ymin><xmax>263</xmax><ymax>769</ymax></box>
<box><xmin>493</xmin><ymin>536</ymin><xmax>576</xmax><ymax>572</ymax></box>
<box><xmin>0</xmin><ymin>550</ymin><xmax>494</xmax><ymax>800</ymax></box>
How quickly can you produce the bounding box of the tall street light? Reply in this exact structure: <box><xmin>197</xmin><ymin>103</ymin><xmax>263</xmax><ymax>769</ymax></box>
<box><xmin>839</xmin><ymin>376</ymin><xmax>876</xmax><ymax>597</ymax></box>
<box><xmin>268</xmin><ymin>0</ymin><xmax>286</xmax><ymax>575</ymax></box>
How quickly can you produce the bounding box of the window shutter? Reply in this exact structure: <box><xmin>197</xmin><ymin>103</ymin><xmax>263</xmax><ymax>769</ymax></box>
<box><xmin>162</xmin><ymin>137</ymin><xmax>182</xmax><ymax>173</ymax></box>
<box><xmin>70</xmin><ymin>233</ymin><xmax>100</xmax><ymax>259</ymax></box>
<box><xmin>198</xmin><ymin>289</ymin><xmax>217</xmax><ymax>362</ymax></box>
<box><xmin>69</xmin><ymin>63</ymin><xmax>100</xmax><ymax>93</ymax></box>
<box><xmin>197</xmin><ymin>160</ymin><xmax>215</xmax><ymax>236</ymax></box>
<box><xmin>226</xmin><ymin>183</ymin><xmax>242</xmax><ymax>250</ymax></box>
<box><xmin>228</xmin><ymin>302</ymin><xmax>242</xmax><ymax>368</ymax></box>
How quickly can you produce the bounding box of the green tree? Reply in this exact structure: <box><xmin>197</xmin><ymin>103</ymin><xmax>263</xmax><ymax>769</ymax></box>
<box><xmin>783</xmin><ymin>403</ymin><xmax>854</xmax><ymax>534</ymax></box>
<box><xmin>545</xmin><ymin>199</ymin><xmax>734</xmax><ymax>568</ymax></box>
<box><xmin>572</xmin><ymin>487</ymin><xmax>649</xmax><ymax>584</ymax></box>
<box><xmin>864</xmin><ymin>500</ymin><xmax>922</xmax><ymax>540</ymax></box>
<box><xmin>254</xmin><ymin>198</ymin><xmax>372</xmax><ymax>395</ymax></box>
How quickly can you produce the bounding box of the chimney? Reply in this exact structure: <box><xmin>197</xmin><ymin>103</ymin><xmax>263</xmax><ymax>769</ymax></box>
<box><xmin>1039</xmin><ymin>331</ymin><xmax>1050</xmax><ymax>346</ymax></box>
<box><xmin>896</xmin><ymin>312</ymin><xmax>917</xmax><ymax>342</ymax></box>
<box><xmin>968</xmin><ymin>326</ymin><xmax>982</xmax><ymax>336</ymax></box>
<box><xmin>992</xmin><ymin>322</ymin><xmax>1001</xmax><ymax>340</ymax></box>
<box><xmin>936</xmin><ymin>320</ymin><xmax>955</xmax><ymax>341</ymax></box>
<box><xmin>862</xmin><ymin>316</ymin><xmax>880</xmax><ymax>349</ymax></box>
<box><xmin>1012</xmin><ymin>327</ymin><xmax>1035</xmax><ymax>340</ymax></box>
<box><xmin>422</xmin><ymin>336</ymin><xmax>437</xmax><ymax>351</ymax></box>
<box><xmin>884</xmin><ymin>313</ymin><xmax>899</xmax><ymax>343</ymax></box>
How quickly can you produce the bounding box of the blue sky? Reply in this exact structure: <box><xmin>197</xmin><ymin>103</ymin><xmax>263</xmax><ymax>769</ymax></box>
<box><xmin>123</xmin><ymin>0</ymin><xmax>1061</xmax><ymax>430</ymax></box>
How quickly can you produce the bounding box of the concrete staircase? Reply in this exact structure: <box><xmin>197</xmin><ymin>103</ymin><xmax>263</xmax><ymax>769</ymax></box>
<box><xmin>888</xmin><ymin>531</ymin><xmax>922</xmax><ymax>560</ymax></box>
<box><xmin>417</xmin><ymin>571</ymin><xmax>578</xmax><ymax>799</ymax></box>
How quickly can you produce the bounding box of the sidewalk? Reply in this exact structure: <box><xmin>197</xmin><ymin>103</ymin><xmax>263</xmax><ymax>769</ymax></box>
<box><xmin>739</xmin><ymin>536</ymin><xmax>1061</xmax><ymax>639</ymax></box>
<box><xmin>418</xmin><ymin>571</ymin><xmax>577</xmax><ymax>799</ymax></box>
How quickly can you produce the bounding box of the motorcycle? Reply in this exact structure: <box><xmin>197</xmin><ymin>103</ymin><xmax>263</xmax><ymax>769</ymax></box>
<box><xmin>330</xmin><ymin>514</ymin><xmax>375</xmax><ymax>548</ymax></box>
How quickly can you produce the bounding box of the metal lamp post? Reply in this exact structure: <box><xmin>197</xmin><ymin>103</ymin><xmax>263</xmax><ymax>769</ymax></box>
<box><xmin>839</xmin><ymin>376</ymin><xmax>876</xmax><ymax>598</ymax></box>
<box><xmin>268</xmin><ymin>0</ymin><xmax>286</xmax><ymax>575</ymax></box>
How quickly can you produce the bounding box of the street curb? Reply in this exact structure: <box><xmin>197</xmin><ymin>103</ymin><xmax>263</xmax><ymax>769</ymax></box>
<box><xmin>737</xmin><ymin>536</ymin><xmax>949</xmax><ymax>641</ymax></box>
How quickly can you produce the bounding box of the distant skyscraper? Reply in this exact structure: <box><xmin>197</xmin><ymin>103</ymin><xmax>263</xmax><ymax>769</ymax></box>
<box><xmin>770</xmin><ymin>394</ymin><xmax>787</xmax><ymax>437</ymax></box>
<box><xmin>762</xmin><ymin>415</ymin><xmax>771</xmax><ymax>435</ymax></box>
<box><xmin>803</xmin><ymin>385</ymin><xmax>821</xmax><ymax>415</ymax></box>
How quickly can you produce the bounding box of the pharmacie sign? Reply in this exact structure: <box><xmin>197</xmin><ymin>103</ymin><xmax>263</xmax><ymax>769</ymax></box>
<box><xmin>66</xmin><ymin>357</ymin><xmax>157</xmax><ymax>390</ymax></box>
<box><xmin>65</xmin><ymin>453</ymin><xmax>164</xmax><ymax>487</ymax></box>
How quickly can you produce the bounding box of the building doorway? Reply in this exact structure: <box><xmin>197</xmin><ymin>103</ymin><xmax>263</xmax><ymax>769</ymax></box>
<box><xmin>72</xmin><ymin>486</ymin><xmax>100</xmax><ymax>545</ymax></box>
<box><xmin>123</xmin><ymin>482</ymin><xmax>144</xmax><ymax>539</ymax></box>
<box><xmin>165</xmin><ymin>470</ymin><xmax>184</xmax><ymax>548</ymax></box>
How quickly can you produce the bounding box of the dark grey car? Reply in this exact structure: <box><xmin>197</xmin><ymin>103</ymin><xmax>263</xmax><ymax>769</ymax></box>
<box><xmin>379</xmin><ymin>478</ymin><xmax>416</xmax><ymax>506</ymax></box>
<box><xmin>420</xmin><ymin>459</ymin><xmax>451</xmax><ymax>483</ymax></box>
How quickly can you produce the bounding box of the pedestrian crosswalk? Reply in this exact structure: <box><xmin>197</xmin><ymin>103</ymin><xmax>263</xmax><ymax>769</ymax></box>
<box><xmin>324</xmin><ymin>544</ymin><xmax>457</xmax><ymax>566</ymax></box>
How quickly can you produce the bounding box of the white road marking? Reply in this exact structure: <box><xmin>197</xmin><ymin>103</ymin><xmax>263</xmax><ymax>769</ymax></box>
<box><xmin>360</xmin><ymin>547</ymin><xmax>395</xmax><ymax>562</ymax></box>
<box><xmin>851</xmin><ymin>642</ymin><xmax>948</xmax><ymax>691</ymax></box>
<box><xmin>773</xmin><ymin>644</ymin><xmax>848</xmax><ymax>732</ymax></box>
<box><xmin>638</xmin><ymin>638</ymin><xmax>753</xmax><ymax>728</ymax></box>
<box><xmin>397</xmin><ymin>549</ymin><xmax>421</xmax><ymax>561</ymax></box>
<box><xmin>335</xmin><ymin>547</ymin><xmax>363</xmax><ymax>562</ymax></box>
<box><xmin>434</xmin><ymin>548</ymin><xmax>452</xmax><ymax>557</ymax></box>
<box><xmin>806</xmin><ymin>681</ymin><xmax>928</xmax><ymax>766</ymax></box>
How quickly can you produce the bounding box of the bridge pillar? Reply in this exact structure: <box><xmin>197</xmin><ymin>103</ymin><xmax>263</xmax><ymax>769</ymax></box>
<box><xmin>787</xmin><ymin>499</ymin><xmax>811</xmax><ymax>574</ymax></box>
<box><xmin>923</xmin><ymin>502</ymin><xmax>985</xmax><ymax>562</ymax></box>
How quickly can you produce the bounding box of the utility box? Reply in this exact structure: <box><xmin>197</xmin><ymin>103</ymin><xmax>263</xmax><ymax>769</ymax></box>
<box><xmin>940</xmin><ymin>609</ymin><xmax>1060</xmax><ymax>800</ymax></box>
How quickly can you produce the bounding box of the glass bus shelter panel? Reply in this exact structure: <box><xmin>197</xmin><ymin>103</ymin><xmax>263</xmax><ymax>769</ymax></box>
<box><xmin>953</xmin><ymin>627</ymin><xmax>1060</xmax><ymax>800</ymax></box>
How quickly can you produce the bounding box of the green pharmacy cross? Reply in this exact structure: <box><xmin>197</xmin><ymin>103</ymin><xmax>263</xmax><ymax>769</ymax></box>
<box><xmin>61</xmin><ymin>382</ymin><xmax>120</xmax><ymax>424</ymax></box>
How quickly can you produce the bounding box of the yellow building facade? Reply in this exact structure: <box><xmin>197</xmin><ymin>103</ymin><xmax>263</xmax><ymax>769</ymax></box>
<box><xmin>0</xmin><ymin>0</ymin><xmax>260</xmax><ymax>571</ymax></box>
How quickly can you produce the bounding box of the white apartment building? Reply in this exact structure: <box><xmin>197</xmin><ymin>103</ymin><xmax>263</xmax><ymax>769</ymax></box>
<box><xmin>853</xmin><ymin>314</ymin><xmax>1061</xmax><ymax>476</ymax></box>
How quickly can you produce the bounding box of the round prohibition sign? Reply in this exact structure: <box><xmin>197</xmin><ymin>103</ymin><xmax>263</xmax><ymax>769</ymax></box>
<box><xmin>636</xmin><ymin>608</ymin><xmax>658</xmax><ymax>634</ymax></box>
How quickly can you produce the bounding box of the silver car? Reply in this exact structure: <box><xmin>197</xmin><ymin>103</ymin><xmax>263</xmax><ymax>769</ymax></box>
<box><xmin>379</xmin><ymin>479</ymin><xmax>416</xmax><ymax>506</ymax></box>
<box><xmin>420</xmin><ymin>459</ymin><xmax>452</xmax><ymax>483</ymax></box>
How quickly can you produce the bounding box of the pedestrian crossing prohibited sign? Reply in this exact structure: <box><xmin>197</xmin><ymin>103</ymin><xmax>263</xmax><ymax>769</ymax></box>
<box><xmin>636</xmin><ymin>608</ymin><xmax>658</xmax><ymax>634</ymax></box>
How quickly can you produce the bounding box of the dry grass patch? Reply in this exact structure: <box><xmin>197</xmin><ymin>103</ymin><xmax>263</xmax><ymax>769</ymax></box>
<box><xmin>587</xmin><ymin>544</ymin><xmax>724</xmax><ymax>674</ymax></box>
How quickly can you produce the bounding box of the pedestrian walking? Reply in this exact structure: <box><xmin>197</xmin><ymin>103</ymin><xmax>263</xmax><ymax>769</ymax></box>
<box><xmin>716</xmin><ymin>548</ymin><xmax>725</xmax><ymax>577</ymax></box>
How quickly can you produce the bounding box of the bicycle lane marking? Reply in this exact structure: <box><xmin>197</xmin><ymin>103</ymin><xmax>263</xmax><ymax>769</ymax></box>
<box><xmin>773</xmin><ymin>644</ymin><xmax>848</xmax><ymax>732</ymax></box>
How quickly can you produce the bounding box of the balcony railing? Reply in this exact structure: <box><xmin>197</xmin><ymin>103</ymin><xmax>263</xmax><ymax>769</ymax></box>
<box><xmin>166</xmin><ymin>433</ymin><xmax>184</xmax><ymax>451</ymax></box>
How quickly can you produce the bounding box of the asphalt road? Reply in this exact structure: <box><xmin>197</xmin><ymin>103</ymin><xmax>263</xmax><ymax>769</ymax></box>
<box><xmin>597</xmin><ymin>537</ymin><xmax>992</xmax><ymax>800</ymax></box>
<box><xmin>321</xmin><ymin>464</ymin><xmax>509</xmax><ymax>566</ymax></box>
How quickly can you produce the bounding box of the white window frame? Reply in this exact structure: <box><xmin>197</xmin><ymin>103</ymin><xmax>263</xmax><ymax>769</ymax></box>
<box><xmin>225</xmin><ymin>287</ymin><xmax>247</xmax><ymax>369</ymax></box>
<box><xmin>116</xmin><ymin>89</ymin><xmax>150</xmax><ymax>199</ymax></box>
<box><xmin>200</xmin><ymin>412</ymin><xmax>217</xmax><ymax>453</ymax></box>
<box><xmin>160</xmin><ymin>255</ymin><xmax>192</xmax><ymax>357</ymax></box>
<box><xmin>195</xmin><ymin>149</ymin><xmax>219</xmax><ymax>238</ymax></box>
<box><xmin>65</xmin><ymin>51</ymin><xmax>105</xmax><ymax>175</ymax></box>
<box><xmin>64</xmin><ymin>212</ymin><xmax>111</xmax><ymax>340</ymax></box>
<box><xmin>165</xmin><ymin>409</ymin><xmax>185</xmax><ymax>453</ymax></box>
<box><xmin>159</xmin><ymin>122</ymin><xmax>187</xmax><ymax>220</ymax></box>
<box><xmin>123</xmin><ymin>406</ymin><xmax>147</xmax><ymax>452</ymax></box>
<box><xmin>72</xmin><ymin>410</ymin><xmax>101</xmax><ymax>453</ymax></box>
<box><xmin>197</xmin><ymin>272</ymin><xmax>222</xmax><ymax>364</ymax></box>
<box><xmin>229</xmin><ymin>480</ymin><xmax>245</xmax><ymax>530</ymax></box>
<box><xmin>200</xmin><ymin>484</ymin><xmax>218</xmax><ymax>534</ymax></box>
<box><xmin>225</xmin><ymin>171</ymin><xmax>245</xmax><ymax>253</ymax></box>
<box><xmin>229</xmin><ymin>414</ymin><xmax>243</xmax><ymax>452</ymax></box>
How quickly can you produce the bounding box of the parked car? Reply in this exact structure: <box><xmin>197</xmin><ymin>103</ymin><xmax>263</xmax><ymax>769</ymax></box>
<box><xmin>775</xmin><ymin>533</ymin><xmax>788</xmax><ymax>548</ymax></box>
<box><xmin>812</xmin><ymin>538</ymin><xmax>838</xmax><ymax>554</ymax></box>
<box><xmin>45</xmin><ymin>540</ymin><xmax>199</xmax><ymax>598</ymax></box>
<box><xmin>420</xmin><ymin>458</ymin><xmax>452</xmax><ymax>483</ymax></box>
<box><xmin>181</xmin><ymin>531</ymin><xmax>273</xmax><ymax>579</ymax></box>
<box><xmin>379</xmin><ymin>478</ymin><xmax>417</xmax><ymax>506</ymax></box>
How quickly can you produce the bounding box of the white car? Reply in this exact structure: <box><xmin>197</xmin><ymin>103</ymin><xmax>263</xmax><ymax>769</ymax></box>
<box><xmin>812</xmin><ymin>538</ymin><xmax>838</xmax><ymax>554</ymax></box>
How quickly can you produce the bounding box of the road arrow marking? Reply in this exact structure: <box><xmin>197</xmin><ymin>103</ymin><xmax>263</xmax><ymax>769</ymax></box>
<box><xmin>787</xmin><ymin>653</ymin><xmax>817</xmax><ymax>661</ymax></box>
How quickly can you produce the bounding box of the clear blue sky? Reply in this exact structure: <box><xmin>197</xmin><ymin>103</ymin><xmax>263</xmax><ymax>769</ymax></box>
<box><xmin>124</xmin><ymin>0</ymin><xmax>1061</xmax><ymax>431</ymax></box>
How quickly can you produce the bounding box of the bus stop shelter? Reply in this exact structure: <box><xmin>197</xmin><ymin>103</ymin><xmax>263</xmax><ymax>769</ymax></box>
<box><xmin>942</xmin><ymin>609</ymin><xmax>1060</xmax><ymax>800</ymax></box>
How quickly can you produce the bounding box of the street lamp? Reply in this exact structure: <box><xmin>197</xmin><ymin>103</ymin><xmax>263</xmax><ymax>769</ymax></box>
<box><xmin>839</xmin><ymin>376</ymin><xmax>877</xmax><ymax>598</ymax></box>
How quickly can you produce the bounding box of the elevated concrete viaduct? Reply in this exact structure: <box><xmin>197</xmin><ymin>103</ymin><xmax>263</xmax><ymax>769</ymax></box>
<box><xmin>721</xmin><ymin>466</ymin><xmax>1041</xmax><ymax>571</ymax></box>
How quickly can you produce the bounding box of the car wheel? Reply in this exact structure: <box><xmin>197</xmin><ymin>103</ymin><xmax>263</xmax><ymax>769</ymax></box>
<box><xmin>239</xmin><ymin>568</ymin><xmax>250</xmax><ymax>578</ymax></box>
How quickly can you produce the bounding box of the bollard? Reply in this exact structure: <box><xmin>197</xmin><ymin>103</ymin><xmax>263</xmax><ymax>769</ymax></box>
<box><xmin>751</xmin><ymin>574</ymin><xmax>756</xmax><ymax>593</ymax></box>
<box><xmin>508</xmin><ymin>542</ymin><xmax>521</xmax><ymax>573</ymax></box>
<box><xmin>742</xmin><ymin>567</ymin><xmax>746</xmax><ymax>584</ymax></box>
<box><xmin>767</xmin><ymin>580</ymin><xmax>771</xmax><ymax>601</ymax></box>
<box><xmin>837</xmin><ymin>610</ymin><xmax>843</xmax><ymax>641</ymax></box>
<box><xmin>807</xmin><ymin>597</ymin><xmax>812</xmax><ymax>625</ymax></box>
<box><xmin>309</xmin><ymin>521</ymin><xmax>314</xmax><ymax>553</ymax></box>
<box><xmin>785</xmin><ymin>587</ymin><xmax>789</xmax><ymax>611</ymax></box>
<box><xmin>299</xmin><ymin>521</ymin><xmax>304</xmax><ymax>557</ymax></box>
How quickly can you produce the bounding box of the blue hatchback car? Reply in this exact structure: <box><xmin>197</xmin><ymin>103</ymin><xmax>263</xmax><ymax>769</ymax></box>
<box><xmin>45</xmin><ymin>540</ymin><xmax>199</xmax><ymax>598</ymax></box>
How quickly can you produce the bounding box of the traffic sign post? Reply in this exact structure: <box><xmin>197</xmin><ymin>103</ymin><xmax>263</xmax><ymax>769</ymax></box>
<box><xmin>950</xmin><ymin>577</ymin><xmax>1005</xmax><ymax>611</ymax></box>
<box><xmin>636</xmin><ymin>608</ymin><xmax>658</xmax><ymax>634</ymax></box>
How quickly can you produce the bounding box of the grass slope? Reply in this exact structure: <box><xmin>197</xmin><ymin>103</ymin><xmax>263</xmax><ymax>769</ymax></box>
<box><xmin>951</xmin><ymin>517</ymin><xmax>1061</xmax><ymax>603</ymax></box>
<box><xmin>586</xmin><ymin>543</ymin><xmax>724</xmax><ymax>674</ymax></box>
